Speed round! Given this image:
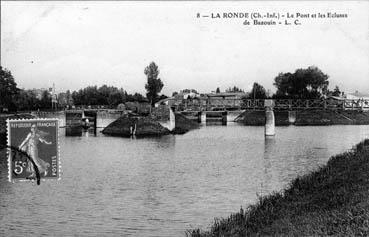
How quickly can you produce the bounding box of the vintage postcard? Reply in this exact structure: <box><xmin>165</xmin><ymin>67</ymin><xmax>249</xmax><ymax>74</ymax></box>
<box><xmin>7</xmin><ymin>119</ymin><xmax>59</xmax><ymax>182</ymax></box>
<box><xmin>0</xmin><ymin>1</ymin><xmax>368</xmax><ymax>236</ymax></box>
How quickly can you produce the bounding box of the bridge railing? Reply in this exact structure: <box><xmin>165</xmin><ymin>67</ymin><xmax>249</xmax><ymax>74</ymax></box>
<box><xmin>241</xmin><ymin>99</ymin><xmax>369</xmax><ymax>110</ymax></box>
<box><xmin>241</xmin><ymin>99</ymin><xmax>265</xmax><ymax>109</ymax></box>
<box><xmin>175</xmin><ymin>98</ymin><xmax>369</xmax><ymax>111</ymax></box>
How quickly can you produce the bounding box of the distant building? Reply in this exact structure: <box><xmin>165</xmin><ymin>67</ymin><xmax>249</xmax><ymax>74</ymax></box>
<box><xmin>205</xmin><ymin>92</ymin><xmax>246</xmax><ymax>109</ymax></box>
<box><xmin>345</xmin><ymin>91</ymin><xmax>369</xmax><ymax>100</ymax></box>
<box><xmin>155</xmin><ymin>90</ymin><xmax>201</xmax><ymax>108</ymax></box>
<box><xmin>327</xmin><ymin>91</ymin><xmax>369</xmax><ymax>111</ymax></box>
<box><xmin>155</xmin><ymin>91</ymin><xmax>247</xmax><ymax>111</ymax></box>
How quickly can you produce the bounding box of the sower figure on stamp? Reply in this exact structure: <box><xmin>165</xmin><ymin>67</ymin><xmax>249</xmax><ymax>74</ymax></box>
<box><xmin>18</xmin><ymin>124</ymin><xmax>52</xmax><ymax>178</ymax></box>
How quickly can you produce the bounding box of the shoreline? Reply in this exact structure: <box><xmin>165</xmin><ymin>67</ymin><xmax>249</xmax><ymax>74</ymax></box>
<box><xmin>189</xmin><ymin>139</ymin><xmax>369</xmax><ymax>236</ymax></box>
<box><xmin>238</xmin><ymin>110</ymin><xmax>369</xmax><ymax>126</ymax></box>
<box><xmin>1</xmin><ymin>111</ymin><xmax>369</xmax><ymax>141</ymax></box>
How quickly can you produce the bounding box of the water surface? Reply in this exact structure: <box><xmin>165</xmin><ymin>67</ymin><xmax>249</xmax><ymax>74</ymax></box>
<box><xmin>1</xmin><ymin>124</ymin><xmax>368</xmax><ymax>236</ymax></box>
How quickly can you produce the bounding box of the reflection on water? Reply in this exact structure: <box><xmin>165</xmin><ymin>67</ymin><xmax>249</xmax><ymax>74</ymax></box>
<box><xmin>0</xmin><ymin>124</ymin><xmax>368</xmax><ymax>236</ymax></box>
<box><xmin>65</xmin><ymin>127</ymin><xmax>97</xmax><ymax>137</ymax></box>
<box><xmin>65</xmin><ymin>127</ymin><xmax>83</xmax><ymax>136</ymax></box>
<box><xmin>262</xmin><ymin>137</ymin><xmax>276</xmax><ymax>195</ymax></box>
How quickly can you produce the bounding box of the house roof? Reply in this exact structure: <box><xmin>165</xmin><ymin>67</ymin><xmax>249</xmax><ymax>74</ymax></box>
<box><xmin>155</xmin><ymin>97</ymin><xmax>175</xmax><ymax>105</ymax></box>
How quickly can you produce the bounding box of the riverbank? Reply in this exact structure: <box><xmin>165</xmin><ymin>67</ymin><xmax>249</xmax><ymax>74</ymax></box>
<box><xmin>239</xmin><ymin>110</ymin><xmax>369</xmax><ymax>126</ymax></box>
<box><xmin>189</xmin><ymin>139</ymin><xmax>369</xmax><ymax>236</ymax></box>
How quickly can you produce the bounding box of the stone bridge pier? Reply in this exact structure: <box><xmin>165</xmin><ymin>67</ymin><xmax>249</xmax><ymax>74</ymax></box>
<box><xmin>158</xmin><ymin>107</ymin><xmax>176</xmax><ymax>131</ymax></box>
<box><xmin>265</xmin><ymin>100</ymin><xmax>275</xmax><ymax>136</ymax></box>
<box><xmin>288</xmin><ymin>111</ymin><xmax>296</xmax><ymax>124</ymax></box>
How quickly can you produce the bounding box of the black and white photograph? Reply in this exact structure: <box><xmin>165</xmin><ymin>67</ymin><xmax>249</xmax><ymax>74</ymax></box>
<box><xmin>1</xmin><ymin>1</ymin><xmax>368</xmax><ymax>236</ymax></box>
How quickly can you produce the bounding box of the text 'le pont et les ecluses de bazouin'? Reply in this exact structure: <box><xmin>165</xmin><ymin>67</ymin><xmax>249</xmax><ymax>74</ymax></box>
<box><xmin>197</xmin><ymin>12</ymin><xmax>348</xmax><ymax>26</ymax></box>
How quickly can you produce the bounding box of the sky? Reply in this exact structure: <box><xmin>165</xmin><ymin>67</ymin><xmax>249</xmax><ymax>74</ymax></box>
<box><xmin>1</xmin><ymin>1</ymin><xmax>368</xmax><ymax>95</ymax></box>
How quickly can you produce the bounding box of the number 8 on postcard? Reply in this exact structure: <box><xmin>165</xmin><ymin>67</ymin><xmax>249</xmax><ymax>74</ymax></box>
<box><xmin>7</xmin><ymin>119</ymin><xmax>60</xmax><ymax>182</ymax></box>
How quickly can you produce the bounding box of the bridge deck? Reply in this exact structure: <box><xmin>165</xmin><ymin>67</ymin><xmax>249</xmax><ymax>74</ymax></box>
<box><xmin>176</xmin><ymin>99</ymin><xmax>369</xmax><ymax>111</ymax></box>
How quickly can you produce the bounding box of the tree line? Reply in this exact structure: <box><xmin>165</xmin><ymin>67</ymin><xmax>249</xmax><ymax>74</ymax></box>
<box><xmin>232</xmin><ymin>66</ymin><xmax>339</xmax><ymax>100</ymax></box>
<box><xmin>70</xmin><ymin>86</ymin><xmax>147</xmax><ymax>107</ymax></box>
<box><xmin>1</xmin><ymin>64</ymin><xmax>343</xmax><ymax>112</ymax></box>
<box><xmin>0</xmin><ymin>62</ymin><xmax>165</xmax><ymax>111</ymax></box>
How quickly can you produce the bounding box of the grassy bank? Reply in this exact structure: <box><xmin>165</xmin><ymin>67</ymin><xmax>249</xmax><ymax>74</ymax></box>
<box><xmin>239</xmin><ymin>110</ymin><xmax>369</xmax><ymax>126</ymax></box>
<box><xmin>189</xmin><ymin>139</ymin><xmax>369</xmax><ymax>236</ymax></box>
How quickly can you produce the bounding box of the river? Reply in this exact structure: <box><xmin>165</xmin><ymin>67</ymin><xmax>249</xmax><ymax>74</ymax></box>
<box><xmin>0</xmin><ymin>123</ymin><xmax>368</xmax><ymax>236</ymax></box>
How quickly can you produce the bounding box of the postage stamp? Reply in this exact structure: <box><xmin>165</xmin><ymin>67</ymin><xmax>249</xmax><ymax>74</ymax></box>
<box><xmin>7</xmin><ymin>118</ymin><xmax>60</xmax><ymax>182</ymax></box>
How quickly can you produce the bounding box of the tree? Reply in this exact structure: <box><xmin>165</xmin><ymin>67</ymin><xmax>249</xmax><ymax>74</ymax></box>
<box><xmin>226</xmin><ymin>86</ymin><xmax>244</xmax><ymax>93</ymax></box>
<box><xmin>40</xmin><ymin>90</ymin><xmax>51</xmax><ymax>109</ymax></box>
<box><xmin>65</xmin><ymin>90</ymin><xmax>73</xmax><ymax>107</ymax></box>
<box><xmin>126</xmin><ymin>92</ymin><xmax>146</xmax><ymax>102</ymax></box>
<box><xmin>107</xmin><ymin>88</ymin><xmax>126</xmax><ymax>106</ymax></box>
<box><xmin>144</xmin><ymin>62</ymin><xmax>164</xmax><ymax>106</ymax></box>
<box><xmin>15</xmin><ymin>90</ymin><xmax>40</xmax><ymax>111</ymax></box>
<box><xmin>181</xmin><ymin>89</ymin><xmax>198</xmax><ymax>94</ymax></box>
<box><xmin>248</xmin><ymin>82</ymin><xmax>267</xmax><ymax>99</ymax></box>
<box><xmin>70</xmin><ymin>85</ymin><xmax>126</xmax><ymax>107</ymax></box>
<box><xmin>332</xmin><ymin>85</ymin><xmax>341</xmax><ymax>97</ymax></box>
<box><xmin>0</xmin><ymin>66</ymin><xmax>19</xmax><ymax>111</ymax></box>
<box><xmin>157</xmin><ymin>94</ymin><xmax>168</xmax><ymax>102</ymax></box>
<box><xmin>273</xmin><ymin>66</ymin><xmax>329</xmax><ymax>99</ymax></box>
<box><xmin>216</xmin><ymin>87</ymin><xmax>220</xmax><ymax>93</ymax></box>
